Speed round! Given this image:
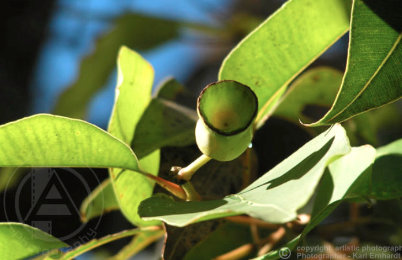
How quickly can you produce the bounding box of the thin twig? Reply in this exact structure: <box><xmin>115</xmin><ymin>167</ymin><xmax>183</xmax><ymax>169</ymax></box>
<box><xmin>257</xmin><ymin>227</ymin><xmax>286</xmax><ymax>256</ymax></box>
<box><xmin>213</xmin><ymin>244</ymin><xmax>254</xmax><ymax>260</ymax></box>
<box><xmin>225</xmin><ymin>216</ymin><xmax>280</xmax><ymax>229</ymax></box>
<box><xmin>250</xmin><ymin>224</ymin><xmax>261</xmax><ymax>245</ymax></box>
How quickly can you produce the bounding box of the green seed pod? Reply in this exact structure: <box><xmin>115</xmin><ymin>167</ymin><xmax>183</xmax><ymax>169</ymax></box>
<box><xmin>195</xmin><ymin>80</ymin><xmax>258</xmax><ymax>161</ymax></box>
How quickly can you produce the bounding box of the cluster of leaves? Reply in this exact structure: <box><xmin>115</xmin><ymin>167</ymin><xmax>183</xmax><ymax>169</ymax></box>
<box><xmin>0</xmin><ymin>0</ymin><xmax>401</xmax><ymax>259</ymax></box>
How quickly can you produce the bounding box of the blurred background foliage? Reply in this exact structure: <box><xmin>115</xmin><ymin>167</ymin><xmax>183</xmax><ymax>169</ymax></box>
<box><xmin>0</xmin><ymin>0</ymin><xmax>401</xmax><ymax>259</ymax></box>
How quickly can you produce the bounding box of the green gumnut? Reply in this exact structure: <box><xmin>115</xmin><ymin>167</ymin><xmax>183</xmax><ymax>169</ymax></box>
<box><xmin>195</xmin><ymin>80</ymin><xmax>258</xmax><ymax>161</ymax></box>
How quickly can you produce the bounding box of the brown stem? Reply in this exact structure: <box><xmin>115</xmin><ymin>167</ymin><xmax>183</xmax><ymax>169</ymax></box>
<box><xmin>257</xmin><ymin>227</ymin><xmax>286</xmax><ymax>256</ymax></box>
<box><xmin>241</xmin><ymin>148</ymin><xmax>252</xmax><ymax>188</ymax></box>
<box><xmin>349</xmin><ymin>203</ymin><xmax>359</xmax><ymax>222</ymax></box>
<box><xmin>323</xmin><ymin>242</ymin><xmax>350</xmax><ymax>260</ymax></box>
<box><xmin>250</xmin><ymin>224</ymin><xmax>260</xmax><ymax>245</ymax></box>
<box><xmin>225</xmin><ymin>216</ymin><xmax>280</xmax><ymax>229</ymax></box>
<box><xmin>140</xmin><ymin>171</ymin><xmax>187</xmax><ymax>200</ymax></box>
<box><xmin>213</xmin><ymin>244</ymin><xmax>254</xmax><ymax>260</ymax></box>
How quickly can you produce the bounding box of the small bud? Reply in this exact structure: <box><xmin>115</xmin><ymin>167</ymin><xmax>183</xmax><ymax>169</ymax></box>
<box><xmin>170</xmin><ymin>166</ymin><xmax>182</xmax><ymax>175</ymax></box>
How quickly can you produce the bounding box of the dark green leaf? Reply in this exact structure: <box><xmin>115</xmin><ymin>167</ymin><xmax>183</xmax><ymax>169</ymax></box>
<box><xmin>132</xmin><ymin>78</ymin><xmax>196</xmax><ymax>158</ymax></box>
<box><xmin>275</xmin><ymin>67</ymin><xmax>401</xmax><ymax>145</ymax></box>
<box><xmin>132</xmin><ymin>98</ymin><xmax>197</xmax><ymax>158</ymax></box>
<box><xmin>370</xmin><ymin>139</ymin><xmax>402</xmax><ymax>199</ymax></box>
<box><xmin>308</xmin><ymin>0</ymin><xmax>402</xmax><ymax>126</ymax></box>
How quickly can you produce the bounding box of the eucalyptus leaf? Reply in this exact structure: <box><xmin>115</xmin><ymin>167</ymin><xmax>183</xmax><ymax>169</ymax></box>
<box><xmin>80</xmin><ymin>178</ymin><xmax>119</xmax><ymax>222</ymax></box>
<box><xmin>308</xmin><ymin>0</ymin><xmax>402</xmax><ymax>126</ymax></box>
<box><xmin>255</xmin><ymin>145</ymin><xmax>377</xmax><ymax>260</ymax></box>
<box><xmin>59</xmin><ymin>228</ymin><xmax>144</xmax><ymax>260</ymax></box>
<box><xmin>107</xmin><ymin>46</ymin><xmax>160</xmax><ymax>226</ymax></box>
<box><xmin>110</xmin><ymin>229</ymin><xmax>164</xmax><ymax>260</ymax></box>
<box><xmin>257</xmin><ymin>141</ymin><xmax>401</xmax><ymax>259</ymax></box>
<box><xmin>305</xmin><ymin>145</ymin><xmax>376</xmax><ymax>234</ymax></box>
<box><xmin>139</xmin><ymin>124</ymin><xmax>350</xmax><ymax>226</ymax></box>
<box><xmin>275</xmin><ymin>67</ymin><xmax>401</xmax><ymax>145</ymax></box>
<box><xmin>184</xmin><ymin>222</ymin><xmax>252</xmax><ymax>260</ymax></box>
<box><xmin>326</xmin><ymin>139</ymin><xmax>402</xmax><ymax>200</ymax></box>
<box><xmin>53</xmin><ymin>14</ymin><xmax>180</xmax><ymax>119</ymax></box>
<box><xmin>0</xmin><ymin>114</ymin><xmax>138</xmax><ymax>170</ymax></box>
<box><xmin>219</xmin><ymin>0</ymin><xmax>351</xmax><ymax>126</ymax></box>
<box><xmin>132</xmin><ymin>98</ymin><xmax>197</xmax><ymax>158</ymax></box>
<box><xmin>155</xmin><ymin>77</ymin><xmax>189</xmax><ymax>100</ymax></box>
<box><xmin>0</xmin><ymin>222</ymin><xmax>68</xmax><ymax>259</ymax></box>
<box><xmin>274</xmin><ymin>67</ymin><xmax>342</xmax><ymax>124</ymax></box>
<box><xmin>370</xmin><ymin>139</ymin><xmax>402</xmax><ymax>199</ymax></box>
<box><xmin>132</xmin><ymin>78</ymin><xmax>196</xmax><ymax>158</ymax></box>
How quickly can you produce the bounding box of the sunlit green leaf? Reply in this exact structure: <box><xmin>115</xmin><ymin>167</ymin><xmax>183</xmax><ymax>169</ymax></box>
<box><xmin>257</xmin><ymin>141</ymin><xmax>401</xmax><ymax>259</ymax></box>
<box><xmin>0</xmin><ymin>114</ymin><xmax>138</xmax><ymax>170</ymax></box>
<box><xmin>305</xmin><ymin>145</ymin><xmax>376</xmax><ymax>234</ymax></box>
<box><xmin>255</xmin><ymin>145</ymin><xmax>376</xmax><ymax>260</ymax></box>
<box><xmin>139</xmin><ymin>124</ymin><xmax>350</xmax><ymax>226</ymax></box>
<box><xmin>107</xmin><ymin>46</ymin><xmax>160</xmax><ymax>226</ymax></box>
<box><xmin>308</xmin><ymin>0</ymin><xmax>402</xmax><ymax>126</ymax></box>
<box><xmin>219</xmin><ymin>0</ymin><xmax>351</xmax><ymax>127</ymax></box>
<box><xmin>0</xmin><ymin>222</ymin><xmax>68</xmax><ymax>259</ymax></box>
